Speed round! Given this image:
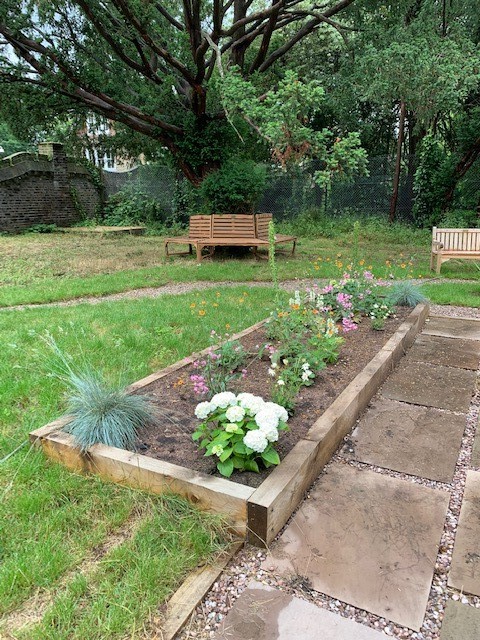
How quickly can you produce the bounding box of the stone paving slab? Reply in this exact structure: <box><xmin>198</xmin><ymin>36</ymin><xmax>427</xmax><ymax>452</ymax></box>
<box><xmin>381</xmin><ymin>361</ymin><xmax>475</xmax><ymax>413</ymax></box>
<box><xmin>262</xmin><ymin>463</ymin><xmax>449</xmax><ymax>631</ymax></box>
<box><xmin>471</xmin><ymin>416</ymin><xmax>480</xmax><ymax>469</ymax></box>
<box><xmin>449</xmin><ymin>470</ymin><xmax>480</xmax><ymax>596</ymax></box>
<box><xmin>423</xmin><ymin>316</ymin><xmax>480</xmax><ymax>341</ymax></box>
<box><xmin>343</xmin><ymin>398</ymin><xmax>465</xmax><ymax>482</ymax></box>
<box><xmin>214</xmin><ymin>582</ymin><xmax>389</xmax><ymax>640</ymax></box>
<box><xmin>439</xmin><ymin>600</ymin><xmax>480</xmax><ymax>640</ymax></box>
<box><xmin>407</xmin><ymin>334</ymin><xmax>480</xmax><ymax>370</ymax></box>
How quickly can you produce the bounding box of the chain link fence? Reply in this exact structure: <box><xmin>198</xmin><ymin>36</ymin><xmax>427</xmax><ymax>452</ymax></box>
<box><xmin>102</xmin><ymin>153</ymin><xmax>478</xmax><ymax>223</ymax></box>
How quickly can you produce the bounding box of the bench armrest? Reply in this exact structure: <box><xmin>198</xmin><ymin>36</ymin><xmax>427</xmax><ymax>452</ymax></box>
<box><xmin>432</xmin><ymin>240</ymin><xmax>443</xmax><ymax>249</ymax></box>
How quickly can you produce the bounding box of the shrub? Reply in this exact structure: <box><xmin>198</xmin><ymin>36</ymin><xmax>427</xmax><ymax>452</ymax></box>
<box><xmin>441</xmin><ymin>209</ymin><xmax>479</xmax><ymax>229</ymax></box>
<box><xmin>199</xmin><ymin>158</ymin><xmax>266</xmax><ymax>214</ymax></box>
<box><xmin>193</xmin><ymin>392</ymin><xmax>288</xmax><ymax>477</ymax></box>
<box><xmin>387</xmin><ymin>280</ymin><xmax>428</xmax><ymax>307</ymax></box>
<box><xmin>102</xmin><ymin>184</ymin><xmax>167</xmax><ymax>225</ymax></box>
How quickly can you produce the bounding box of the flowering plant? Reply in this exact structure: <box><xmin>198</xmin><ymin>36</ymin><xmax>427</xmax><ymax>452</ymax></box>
<box><xmin>192</xmin><ymin>392</ymin><xmax>288</xmax><ymax>477</ymax></box>
<box><xmin>190</xmin><ymin>331</ymin><xmax>247</xmax><ymax>397</ymax></box>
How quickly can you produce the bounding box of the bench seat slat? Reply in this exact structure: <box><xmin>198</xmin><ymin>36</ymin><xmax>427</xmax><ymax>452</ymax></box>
<box><xmin>431</xmin><ymin>227</ymin><xmax>480</xmax><ymax>273</ymax></box>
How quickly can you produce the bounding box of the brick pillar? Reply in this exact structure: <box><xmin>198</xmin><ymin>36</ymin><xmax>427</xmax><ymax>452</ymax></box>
<box><xmin>37</xmin><ymin>142</ymin><xmax>70</xmax><ymax>216</ymax></box>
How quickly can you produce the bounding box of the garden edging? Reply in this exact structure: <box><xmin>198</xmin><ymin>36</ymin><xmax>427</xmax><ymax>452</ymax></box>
<box><xmin>30</xmin><ymin>304</ymin><xmax>429</xmax><ymax>546</ymax></box>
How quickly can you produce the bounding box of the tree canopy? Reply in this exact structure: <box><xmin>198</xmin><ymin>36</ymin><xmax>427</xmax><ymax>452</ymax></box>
<box><xmin>0</xmin><ymin>0</ymin><xmax>360</xmax><ymax>183</ymax></box>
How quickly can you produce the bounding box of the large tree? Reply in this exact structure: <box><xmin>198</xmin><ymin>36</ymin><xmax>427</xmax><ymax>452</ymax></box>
<box><xmin>0</xmin><ymin>0</ymin><xmax>358</xmax><ymax>184</ymax></box>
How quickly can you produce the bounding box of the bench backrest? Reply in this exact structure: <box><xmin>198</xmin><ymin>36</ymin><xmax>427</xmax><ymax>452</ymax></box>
<box><xmin>212</xmin><ymin>214</ymin><xmax>256</xmax><ymax>238</ymax></box>
<box><xmin>188</xmin><ymin>215</ymin><xmax>212</xmax><ymax>239</ymax></box>
<box><xmin>255</xmin><ymin>213</ymin><xmax>273</xmax><ymax>240</ymax></box>
<box><xmin>433</xmin><ymin>227</ymin><xmax>480</xmax><ymax>252</ymax></box>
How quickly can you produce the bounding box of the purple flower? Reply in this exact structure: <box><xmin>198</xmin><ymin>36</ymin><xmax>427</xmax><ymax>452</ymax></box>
<box><xmin>363</xmin><ymin>270</ymin><xmax>374</xmax><ymax>280</ymax></box>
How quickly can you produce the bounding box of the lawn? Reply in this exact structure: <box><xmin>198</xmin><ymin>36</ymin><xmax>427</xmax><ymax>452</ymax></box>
<box><xmin>0</xmin><ymin>286</ymin><xmax>279</xmax><ymax>639</ymax></box>
<box><xmin>0</xmin><ymin>224</ymin><xmax>478</xmax><ymax>638</ymax></box>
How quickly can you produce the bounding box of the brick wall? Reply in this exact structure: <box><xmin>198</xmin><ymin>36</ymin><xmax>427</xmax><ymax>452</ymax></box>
<box><xmin>0</xmin><ymin>142</ymin><xmax>102</xmax><ymax>233</ymax></box>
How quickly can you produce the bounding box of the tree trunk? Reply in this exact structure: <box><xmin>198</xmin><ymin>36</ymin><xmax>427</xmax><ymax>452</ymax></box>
<box><xmin>440</xmin><ymin>135</ymin><xmax>480</xmax><ymax>212</ymax></box>
<box><xmin>389</xmin><ymin>100</ymin><xmax>406</xmax><ymax>223</ymax></box>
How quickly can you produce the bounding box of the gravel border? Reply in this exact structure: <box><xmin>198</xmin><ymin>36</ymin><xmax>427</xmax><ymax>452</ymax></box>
<box><xmin>175</xmin><ymin>306</ymin><xmax>480</xmax><ymax>640</ymax></box>
<box><xmin>3</xmin><ymin>277</ymin><xmax>478</xmax><ymax>313</ymax></box>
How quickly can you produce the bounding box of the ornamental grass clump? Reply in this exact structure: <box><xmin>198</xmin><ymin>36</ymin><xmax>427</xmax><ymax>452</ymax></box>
<box><xmin>387</xmin><ymin>280</ymin><xmax>428</xmax><ymax>307</ymax></box>
<box><xmin>193</xmin><ymin>392</ymin><xmax>288</xmax><ymax>477</ymax></box>
<box><xmin>44</xmin><ymin>335</ymin><xmax>156</xmax><ymax>453</ymax></box>
<box><xmin>63</xmin><ymin>372</ymin><xmax>155</xmax><ymax>452</ymax></box>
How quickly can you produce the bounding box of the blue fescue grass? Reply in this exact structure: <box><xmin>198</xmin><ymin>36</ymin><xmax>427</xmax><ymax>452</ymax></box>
<box><xmin>387</xmin><ymin>280</ymin><xmax>429</xmax><ymax>307</ymax></box>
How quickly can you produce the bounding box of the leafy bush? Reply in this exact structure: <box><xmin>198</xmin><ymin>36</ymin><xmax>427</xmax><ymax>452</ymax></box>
<box><xmin>441</xmin><ymin>209</ymin><xmax>479</xmax><ymax>229</ymax></box>
<box><xmin>25</xmin><ymin>223</ymin><xmax>59</xmax><ymax>233</ymax></box>
<box><xmin>103</xmin><ymin>184</ymin><xmax>167</xmax><ymax>225</ymax></box>
<box><xmin>193</xmin><ymin>392</ymin><xmax>288</xmax><ymax>477</ymax></box>
<box><xmin>387</xmin><ymin>281</ymin><xmax>428</xmax><ymax>307</ymax></box>
<box><xmin>199</xmin><ymin>158</ymin><xmax>266</xmax><ymax>213</ymax></box>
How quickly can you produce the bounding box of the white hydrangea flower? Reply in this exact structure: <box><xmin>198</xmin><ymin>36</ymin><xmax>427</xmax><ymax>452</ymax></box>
<box><xmin>263</xmin><ymin>402</ymin><xmax>289</xmax><ymax>423</ymax></box>
<box><xmin>255</xmin><ymin>409</ymin><xmax>279</xmax><ymax>431</ymax></box>
<box><xmin>277</xmin><ymin>379</ymin><xmax>285</xmax><ymax>386</ymax></box>
<box><xmin>225</xmin><ymin>405</ymin><xmax>246</xmax><ymax>423</ymax></box>
<box><xmin>301</xmin><ymin>362</ymin><xmax>311</xmax><ymax>371</ymax></box>
<box><xmin>195</xmin><ymin>401</ymin><xmax>214</xmax><ymax>420</ymax></box>
<box><xmin>237</xmin><ymin>394</ymin><xmax>265</xmax><ymax>415</ymax></box>
<box><xmin>211</xmin><ymin>444</ymin><xmax>224</xmax><ymax>456</ymax></box>
<box><xmin>302</xmin><ymin>371</ymin><xmax>311</xmax><ymax>382</ymax></box>
<box><xmin>259</xmin><ymin>423</ymin><xmax>279</xmax><ymax>443</ymax></box>
<box><xmin>225</xmin><ymin>423</ymin><xmax>239</xmax><ymax>433</ymax></box>
<box><xmin>243</xmin><ymin>429</ymin><xmax>268</xmax><ymax>453</ymax></box>
<box><xmin>210</xmin><ymin>392</ymin><xmax>237</xmax><ymax>409</ymax></box>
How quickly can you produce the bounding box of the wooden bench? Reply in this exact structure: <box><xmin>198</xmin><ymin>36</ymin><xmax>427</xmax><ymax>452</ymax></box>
<box><xmin>164</xmin><ymin>213</ymin><xmax>296</xmax><ymax>263</ymax></box>
<box><xmin>431</xmin><ymin>227</ymin><xmax>480</xmax><ymax>273</ymax></box>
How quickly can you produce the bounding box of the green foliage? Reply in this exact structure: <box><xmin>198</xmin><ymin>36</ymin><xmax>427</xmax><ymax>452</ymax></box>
<box><xmin>193</xmin><ymin>393</ymin><xmax>288</xmax><ymax>477</ymax></box>
<box><xmin>24</xmin><ymin>223</ymin><xmax>59</xmax><ymax>234</ymax></box>
<box><xmin>387</xmin><ymin>281</ymin><xmax>428</xmax><ymax>307</ymax></box>
<box><xmin>441</xmin><ymin>209</ymin><xmax>480</xmax><ymax>229</ymax></box>
<box><xmin>199</xmin><ymin>158</ymin><xmax>266</xmax><ymax>213</ymax></box>
<box><xmin>0</xmin><ymin>122</ymin><xmax>30</xmax><ymax>157</ymax></box>
<box><xmin>413</xmin><ymin>135</ymin><xmax>456</xmax><ymax>227</ymax></box>
<box><xmin>190</xmin><ymin>332</ymin><xmax>247</xmax><ymax>397</ymax></box>
<box><xmin>103</xmin><ymin>185</ymin><xmax>167</xmax><ymax>225</ymax></box>
<box><xmin>221</xmin><ymin>69</ymin><xmax>368</xmax><ymax>187</ymax></box>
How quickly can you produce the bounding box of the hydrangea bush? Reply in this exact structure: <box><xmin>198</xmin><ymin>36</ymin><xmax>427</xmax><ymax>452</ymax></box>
<box><xmin>193</xmin><ymin>392</ymin><xmax>288</xmax><ymax>477</ymax></box>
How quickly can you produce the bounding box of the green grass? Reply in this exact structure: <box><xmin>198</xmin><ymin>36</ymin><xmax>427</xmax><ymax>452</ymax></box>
<box><xmin>421</xmin><ymin>281</ymin><xmax>480</xmax><ymax>307</ymax></box>
<box><xmin>0</xmin><ymin>286</ymin><xmax>278</xmax><ymax>637</ymax></box>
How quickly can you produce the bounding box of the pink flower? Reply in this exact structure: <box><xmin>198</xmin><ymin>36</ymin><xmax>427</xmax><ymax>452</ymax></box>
<box><xmin>322</xmin><ymin>284</ymin><xmax>334</xmax><ymax>294</ymax></box>
<box><xmin>363</xmin><ymin>270</ymin><xmax>374</xmax><ymax>280</ymax></box>
<box><xmin>342</xmin><ymin>317</ymin><xmax>358</xmax><ymax>333</ymax></box>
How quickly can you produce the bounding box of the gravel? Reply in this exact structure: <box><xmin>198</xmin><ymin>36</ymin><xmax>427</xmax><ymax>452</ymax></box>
<box><xmin>176</xmin><ymin>304</ymin><xmax>480</xmax><ymax>640</ymax></box>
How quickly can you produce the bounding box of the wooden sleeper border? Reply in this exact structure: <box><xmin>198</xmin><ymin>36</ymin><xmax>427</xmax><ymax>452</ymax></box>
<box><xmin>30</xmin><ymin>304</ymin><xmax>429</xmax><ymax>547</ymax></box>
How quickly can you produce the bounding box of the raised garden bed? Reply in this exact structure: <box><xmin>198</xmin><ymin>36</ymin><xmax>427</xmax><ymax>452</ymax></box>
<box><xmin>30</xmin><ymin>304</ymin><xmax>428</xmax><ymax>546</ymax></box>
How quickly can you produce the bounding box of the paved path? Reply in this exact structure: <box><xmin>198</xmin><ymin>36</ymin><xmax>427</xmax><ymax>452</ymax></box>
<box><xmin>213</xmin><ymin>316</ymin><xmax>480</xmax><ymax>640</ymax></box>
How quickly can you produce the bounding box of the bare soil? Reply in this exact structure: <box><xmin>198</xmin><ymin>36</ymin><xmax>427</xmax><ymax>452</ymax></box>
<box><xmin>135</xmin><ymin>308</ymin><xmax>411</xmax><ymax>487</ymax></box>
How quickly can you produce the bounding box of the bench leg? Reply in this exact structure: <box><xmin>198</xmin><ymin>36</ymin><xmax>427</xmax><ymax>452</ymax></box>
<box><xmin>435</xmin><ymin>253</ymin><xmax>442</xmax><ymax>274</ymax></box>
<box><xmin>291</xmin><ymin>240</ymin><xmax>296</xmax><ymax>256</ymax></box>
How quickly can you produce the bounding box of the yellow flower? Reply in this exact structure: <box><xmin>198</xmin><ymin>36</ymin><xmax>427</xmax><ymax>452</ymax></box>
<box><xmin>368</xmin><ymin>265</ymin><xmax>372</xmax><ymax>269</ymax></box>
<box><xmin>239</xmin><ymin>298</ymin><xmax>245</xmax><ymax>303</ymax></box>
<box><xmin>385</xmin><ymin>260</ymin><xmax>391</xmax><ymax>267</ymax></box>
<box><xmin>198</xmin><ymin>309</ymin><xmax>206</xmax><ymax>316</ymax></box>
<box><xmin>314</xmin><ymin>265</ymin><xmax>320</xmax><ymax>270</ymax></box>
<box><xmin>336</xmin><ymin>253</ymin><xmax>342</xmax><ymax>258</ymax></box>
<box><xmin>359</xmin><ymin>259</ymin><xmax>365</xmax><ymax>266</ymax></box>
<box><xmin>336</xmin><ymin>261</ymin><xmax>343</xmax><ymax>268</ymax></box>
<box><xmin>419</xmin><ymin>274</ymin><xmax>423</xmax><ymax>278</ymax></box>
<box><xmin>201</xmin><ymin>300</ymin><xmax>207</xmax><ymax>305</ymax></box>
<box><xmin>190</xmin><ymin>303</ymin><xmax>196</xmax><ymax>309</ymax></box>
<box><xmin>290</xmin><ymin>304</ymin><xmax>300</xmax><ymax>310</ymax></box>
<box><xmin>401</xmin><ymin>263</ymin><xmax>406</xmax><ymax>269</ymax></box>
<box><xmin>213</xmin><ymin>303</ymin><xmax>219</xmax><ymax>308</ymax></box>
<box><xmin>225</xmin><ymin>323</ymin><xmax>231</xmax><ymax>329</ymax></box>
<box><xmin>216</xmin><ymin>292</ymin><xmax>221</xmax><ymax>297</ymax></box>
<box><xmin>326</xmin><ymin>257</ymin><xmax>331</xmax><ymax>262</ymax></box>
<box><xmin>346</xmin><ymin>263</ymin><xmax>352</xmax><ymax>271</ymax></box>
